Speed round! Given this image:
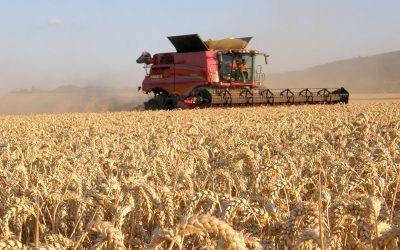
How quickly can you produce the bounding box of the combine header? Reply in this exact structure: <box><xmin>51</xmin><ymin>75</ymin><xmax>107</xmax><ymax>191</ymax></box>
<box><xmin>137</xmin><ymin>34</ymin><xmax>349</xmax><ymax>109</ymax></box>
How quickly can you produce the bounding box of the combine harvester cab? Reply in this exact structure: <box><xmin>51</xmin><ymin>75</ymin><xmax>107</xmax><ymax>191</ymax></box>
<box><xmin>136</xmin><ymin>34</ymin><xmax>349</xmax><ymax>110</ymax></box>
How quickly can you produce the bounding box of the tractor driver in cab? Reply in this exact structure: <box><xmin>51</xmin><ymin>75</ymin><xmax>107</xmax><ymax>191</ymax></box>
<box><xmin>240</xmin><ymin>58</ymin><xmax>249</xmax><ymax>82</ymax></box>
<box><xmin>232</xmin><ymin>58</ymin><xmax>248</xmax><ymax>83</ymax></box>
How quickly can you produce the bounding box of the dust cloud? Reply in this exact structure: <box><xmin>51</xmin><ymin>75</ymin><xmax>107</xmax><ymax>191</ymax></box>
<box><xmin>0</xmin><ymin>86</ymin><xmax>149</xmax><ymax>115</ymax></box>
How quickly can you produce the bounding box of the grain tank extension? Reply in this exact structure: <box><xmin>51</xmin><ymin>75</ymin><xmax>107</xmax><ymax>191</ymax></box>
<box><xmin>137</xmin><ymin>34</ymin><xmax>349</xmax><ymax>110</ymax></box>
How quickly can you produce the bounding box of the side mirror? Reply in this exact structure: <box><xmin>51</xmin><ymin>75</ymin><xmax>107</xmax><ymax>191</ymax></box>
<box><xmin>256</xmin><ymin>65</ymin><xmax>262</xmax><ymax>74</ymax></box>
<box><xmin>264</xmin><ymin>54</ymin><xmax>269</xmax><ymax>64</ymax></box>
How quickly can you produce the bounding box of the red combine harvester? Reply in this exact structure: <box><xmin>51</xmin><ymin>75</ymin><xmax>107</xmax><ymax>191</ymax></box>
<box><xmin>136</xmin><ymin>34</ymin><xmax>349</xmax><ymax>110</ymax></box>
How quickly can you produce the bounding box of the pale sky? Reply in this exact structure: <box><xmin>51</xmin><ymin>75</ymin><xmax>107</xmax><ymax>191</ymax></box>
<box><xmin>0</xmin><ymin>0</ymin><xmax>399</xmax><ymax>92</ymax></box>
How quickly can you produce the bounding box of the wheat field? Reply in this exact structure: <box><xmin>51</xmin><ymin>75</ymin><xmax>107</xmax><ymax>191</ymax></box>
<box><xmin>0</xmin><ymin>103</ymin><xmax>399</xmax><ymax>249</ymax></box>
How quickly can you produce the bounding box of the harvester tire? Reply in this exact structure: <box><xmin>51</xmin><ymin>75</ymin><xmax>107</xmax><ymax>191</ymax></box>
<box><xmin>195</xmin><ymin>89</ymin><xmax>212</xmax><ymax>109</ymax></box>
<box><xmin>144</xmin><ymin>95</ymin><xmax>167</xmax><ymax>110</ymax></box>
<box><xmin>144</xmin><ymin>99</ymin><xmax>159</xmax><ymax>110</ymax></box>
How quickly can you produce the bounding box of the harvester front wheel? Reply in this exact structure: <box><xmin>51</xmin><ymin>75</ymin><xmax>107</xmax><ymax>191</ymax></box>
<box><xmin>195</xmin><ymin>89</ymin><xmax>212</xmax><ymax>109</ymax></box>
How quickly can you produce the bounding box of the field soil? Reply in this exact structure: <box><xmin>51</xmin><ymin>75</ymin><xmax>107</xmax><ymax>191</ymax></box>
<box><xmin>350</xmin><ymin>93</ymin><xmax>400</xmax><ymax>103</ymax></box>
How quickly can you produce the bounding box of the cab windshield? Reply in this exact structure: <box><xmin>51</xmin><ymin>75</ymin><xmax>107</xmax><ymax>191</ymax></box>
<box><xmin>220</xmin><ymin>54</ymin><xmax>254</xmax><ymax>83</ymax></box>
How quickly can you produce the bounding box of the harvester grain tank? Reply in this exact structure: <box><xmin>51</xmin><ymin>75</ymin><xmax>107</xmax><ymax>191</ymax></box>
<box><xmin>137</xmin><ymin>34</ymin><xmax>349</xmax><ymax>109</ymax></box>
